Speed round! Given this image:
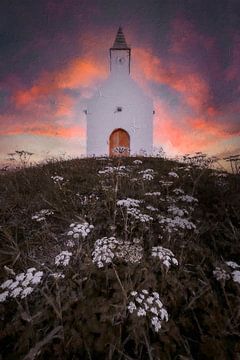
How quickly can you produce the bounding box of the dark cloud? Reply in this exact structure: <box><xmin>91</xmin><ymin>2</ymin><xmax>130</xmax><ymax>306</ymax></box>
<box><xmin>0</xmin><ymin>0</ymin><xmax>239</xmax><ymax>159</ymax></box>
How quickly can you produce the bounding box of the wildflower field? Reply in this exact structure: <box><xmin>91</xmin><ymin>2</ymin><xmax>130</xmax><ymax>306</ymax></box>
<box><xmin>0</xmin><ymin>156</ymin><xmax>239</xmax><ymax>359</ymax></box>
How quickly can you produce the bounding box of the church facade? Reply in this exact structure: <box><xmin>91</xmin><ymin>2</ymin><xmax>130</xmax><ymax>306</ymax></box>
<box><xmin>86</xmin><ymin>27</ymin><xmax>153</xmax><ymax>157</ymax></box>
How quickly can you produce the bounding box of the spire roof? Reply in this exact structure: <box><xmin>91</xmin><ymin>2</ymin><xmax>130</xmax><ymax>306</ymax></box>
<box><xmin>111</xmin><ymin>27</ymin><xmax>130</xmax><ymax>49</ymax></box>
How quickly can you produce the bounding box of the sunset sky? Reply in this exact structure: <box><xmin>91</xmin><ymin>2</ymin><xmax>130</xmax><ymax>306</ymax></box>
<box><xmin>0</xmin><ymin>0</ymin><xmax>239</xmax><ymax>164</ymax></box>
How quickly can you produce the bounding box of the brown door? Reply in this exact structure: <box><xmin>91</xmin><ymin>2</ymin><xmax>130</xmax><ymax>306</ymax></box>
<box><xmin>109</xmin><ymin>128</ymin><xmax>130</xmax><ymax>157</ymax></box>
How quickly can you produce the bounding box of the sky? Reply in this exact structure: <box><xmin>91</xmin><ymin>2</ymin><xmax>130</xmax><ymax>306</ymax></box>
<box><xmin>0</xmin><ymin>0</ymin><xmax>239</xmax><ymax>164</ymax></box>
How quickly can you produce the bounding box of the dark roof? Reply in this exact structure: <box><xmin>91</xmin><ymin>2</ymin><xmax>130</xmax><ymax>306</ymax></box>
<box><xmin>111</xmin><ymin>27</ymin><xmax>130</xmax><ymax>50</ymax></box>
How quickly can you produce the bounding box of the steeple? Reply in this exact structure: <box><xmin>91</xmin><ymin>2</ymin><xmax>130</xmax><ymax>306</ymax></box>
<box><xmin>109</xmin><ymin>27</ymin><xmax>131</xmax><ymax>74</ymax></box>
<box><xmin>111</xmin><ymin>27</ymin><xmax>130</xmax><ymax>50</ymax></box>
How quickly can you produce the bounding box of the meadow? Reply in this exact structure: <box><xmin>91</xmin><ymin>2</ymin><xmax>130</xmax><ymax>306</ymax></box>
<box><xmin>0</xmin><ymin>154</ymin><xmax>239</xmax><ymax>359</ymax></box>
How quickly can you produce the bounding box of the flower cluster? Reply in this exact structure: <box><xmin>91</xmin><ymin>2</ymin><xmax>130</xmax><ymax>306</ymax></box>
<box><xmin>0</xmin><ymin>268</ymin><xmax>43</xmax><ymax>303</ymax></box>
<box><xmin>173</xmin><ymin>188</ymin><xmax>184</xmax><ymax>195</ymax></box>
<box><xmin>146</xmin><ymin>205</ymin><xmax>158</xmax><ymax>212</ymax></box>
<box><xmin>76</xmin><ymin>193</ymin><xmax>99</xmax><ymax>205</ymax></box>
<box><xmin>151</xmin><ymin>246</ymin><xmax>178</xmax><ymax>269</ymax></box>
<box><xmin>113</xmin><ymin>146</ymin><xmax>130</xmax><ymax>154</ymax></box>
<box><xmin>225</xmin><ymin>261</ymin><xmax>240</xmax><ymax>269</ymax></box>
<box><xmin>213</xmin><ymin>262</ymin><xmax>240</xmax><ymax>285</ymax></box>
<box><xmin>133</xmin><ymin>159</ymin><xmax>143</xmax><ymax>165</ymax></box>
<box><xmin>55</xmin><ymin>251</ymin><xmax>72</xmax><ymax>267</ymax></box>
<box><xmin>168</xmin><ymin>171</ymin><xmax>179</xmax><ymax>178</ymax></box>
<box><xmin>117</xmin><ymin>198</ymin><xmax>142</xmax><ymax>208</ymax></box>
<box><xmin>138</xmin><ymin>169</ymin><xmax>155</xmax><ymax>181</ymax></box>
<box><xmin>51</xmin><ymin>175</ymin><xmax>64</xmax><ymax>183</ymax></box>
<box><xmin>127</xmin><ymin>290</ymin><xmax>169</xmax><ymax>332</ymax></box>
<box><xmin>92</xmin><ymin>237</ymin><xmax>143</xmax><ymax>268</ymax></box>
<box><xmin>127</xmin><ymin>207</ymin><xmax>153</xmax><ymax>223</ymax></box>
<box><xmin>50</xmin><ymin>272</ymin><xmax>65</xmax><ymax>279</ymax></box>
<box><xmin>178</xmin><ymin>195</ymin><xmax>198</xmax><ymax>203</ymax></box>
<box><xmin>32</xmin><ymin>209</ymin><xmax>54</xmax><ymax>222</ymax></box>
<box><xmin>213</xmin><ymin>267</ymin><xmax>231</xmax><ymax>282</ymax></box>
<box><xmin>158</xmin><ymin>215</ymin><xmax>196</xmax><ymax>232</ymax></box>
<box><xmin>145</xmin><ymin>192</ymin><xmax>161</xmax><ymax>196</ymax></box>
<box><xmin>226</xmin><ymin>261</ymin><xmax>240</xmax><ymax>285</ymax></box>
<box><xmin>168</xmin><ymin>205</ymin><xmax>188</xmax><ymax>217</ymax></box>
<box><xmin>232</xmin><ymin>271</ymin><xmax>240</xmax><ymax>284</ymax></box>
<box><xmin>67</xmin><ymin>222</ymin><xmax>94</xmax><ymax>241</ymax></box>
<box><xmin>143</xmin><ymin>173</ymin><xmax>154</xmax><ymax>181</ymax></box>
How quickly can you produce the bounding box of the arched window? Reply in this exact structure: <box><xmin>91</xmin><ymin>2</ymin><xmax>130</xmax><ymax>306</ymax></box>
<box><xmin>109</xmin><ymin>128</ymin><xmax>130</xmax><ymax>157</ymax></box>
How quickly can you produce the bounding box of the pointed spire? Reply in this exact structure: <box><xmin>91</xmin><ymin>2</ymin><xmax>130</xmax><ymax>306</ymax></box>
<box><xmin>111</xmin><ymin>26</ymin><xmax>130</xmax><ymax>49</ymax></box>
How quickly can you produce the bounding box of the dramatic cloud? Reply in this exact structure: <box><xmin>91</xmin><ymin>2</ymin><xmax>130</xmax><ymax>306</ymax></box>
<box><xmin>0</xmin><ymin>0</ymin><xmax>239</xmax><ymax>163</ymax></box>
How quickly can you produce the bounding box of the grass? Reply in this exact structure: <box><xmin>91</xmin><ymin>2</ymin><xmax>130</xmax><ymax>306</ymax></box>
<box><xmin>0</xmin><ymin>155</ymin><xmax>239</xmax><ymax>359</ymax></box>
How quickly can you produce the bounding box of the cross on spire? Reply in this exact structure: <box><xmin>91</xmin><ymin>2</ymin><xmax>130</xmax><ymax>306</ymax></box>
<box><xmin>112</xmin><ymin>26</ymin><xmax>130</xmax><ymax>50</ymax></box>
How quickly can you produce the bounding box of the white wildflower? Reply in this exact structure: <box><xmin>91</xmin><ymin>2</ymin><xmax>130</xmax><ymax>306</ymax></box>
<box><xmin>128</xmin><ymin>290</ymin><xmax>168</xmax><ymax>333</ymax></box>
<box><xmin>151</xmin><ymin>246</ymin><xmax>178</xmax><ymax>269</ymax></box>
<box><xmin>146</xmin><ymin>205</ymin><xmax>158</xmax><ymax>212</ymax></box>
<box><xmin>51</xmin><ymin>273</ymin><xmax>65</xmax><ymax>279</ymax></box>
<box><xmin>92</xmin><ymin>237</ymin><xmax>143</xmax><ymax>268</ymax></box>
<box><xmin>1</xmin><ymin>279</ymin><xmax>13</xmax><ymax>289</ymax></box>
<box><xmin>173</xmin><ymin>188</ymin><xmax>184</xmax><ymax>195</ymax></box>
<box><xmin>31</xmin><ymin>271</ymin><xmax>43</xmax><ymax>284</ymax></box>
<box><xmin>21</xmin><ymin>287</ymin><xmax>34</xmax><ymax>298</ymax></box>
<box><xmin>168</xmin><ymin>172</ymin><xmax>179</xmax><ymax>178</ymax></box>
<box><xmin>127</xmin><ymin>207</ymin><xmax>153</xmax><ymax>223</ymax></box>
<box><xmin>158</xmin><ymin>215</ymin><xmax>196</xmax><ymax>232</ymax></box>
<box><xmin>137</xmin><ymin>308</ymin><xmax>146</xmax><ymax>316</ymax></box>
<box><xmin>9</xmin><ymin>281</ymin><xmax>19</xmax><ymax>290</ymax></box>
<box><xmin>51</xmin><ymin>175</ymin><xmax>64</xmax><ymax>183</ymax></box>
<box><xmin>32</xmin><ymin>209</ymin><xmax>54</xmax><ymax>222</ymax></box>
<box><xmin>133</xmin><ymin>160</ymin><xmax>142</xmax><ymax>165</ymax></box>
<box><xmin>145</xmin><ymin>192</ymin><xmax>161</xmax><ymax>196</ymax></box>
<box><xmin>55</xmin><ymin>251</ymin><xmax>72</xmax><ymax>267</ymax></box>
<box><xmin>0</xmin><ymin>291</ymin><xmax>9</xmax><ymax>303</ymax></box>
<box><xmin>127</xmin><ymin>301</ymin><xmax>137</xmax><ymax>313</ymax></box>
<box><xmin>168</xmin><ymin>205</ymin><xmax>187</xmax><ymax>217</ymax></box>
<box><xmin>139</xmin><ymin>169</ymin><xmax>155</xmax><ymax>181</ymax></box>
<box><xmin>117</xmin><ymin>198</ymin><xmax>142</xmax><ymax>208</ymax></box>
<box><xmin>213</xmin><ymin>267</ymin><xmax>230</xmax><ymax>282</ymax></box>
<box><xmin>16</xmin><ymin>273</ymin><xmax>26</xmax><ymax>281</ymax></box>
<box><xmin>232</xmin><ymin>270</ymin><xmax>240</xmax><ymax>284</ymax></box>
<box><xmin>178</xmin><ymin>195</ymin><xmax>198</xmax><ymax>203</ymax></box>
<box><xmin>226</xmin><ymin>261</ymin><xmax>240</xmax><ymax>269</ymax></box>
<box><xmin>11</xmin><ymin>287</ymin><xmax>22</xmax><ymax>298</ymax></box>
<box><xmin>67</xmin><ymin>222</ymin><xmax>94</xmax><ymax>240</ymax></box>
<box><xmin>0</xmin><ymin>268</ymin><xmax>44</xmax><ymax>302</ymax></box>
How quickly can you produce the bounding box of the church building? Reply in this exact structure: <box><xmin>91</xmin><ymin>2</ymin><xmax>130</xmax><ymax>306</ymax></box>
<box><xmin>86</xmin><ymin>27</ymin><xmax>153</xmax><ymax>157</ymax></box>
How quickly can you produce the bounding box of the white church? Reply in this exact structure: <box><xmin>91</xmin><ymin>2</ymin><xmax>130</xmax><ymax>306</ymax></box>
<box><xmin>86</xmin><ymin>27</ymin><xmax>153</xmax><ymax>157</ymax></box>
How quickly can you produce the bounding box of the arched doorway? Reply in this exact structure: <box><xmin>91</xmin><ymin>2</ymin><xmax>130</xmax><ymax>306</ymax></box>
<box><xmin>109</xmin><ymin>128</ymin><xmax>130</xmax><ymax>157</ymax></box>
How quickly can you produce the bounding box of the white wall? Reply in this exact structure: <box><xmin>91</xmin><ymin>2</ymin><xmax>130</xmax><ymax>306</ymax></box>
<box><xmin>86</xmin><ymin>67</ymin><xmax>153</xmax><ymax>156</ymax></box>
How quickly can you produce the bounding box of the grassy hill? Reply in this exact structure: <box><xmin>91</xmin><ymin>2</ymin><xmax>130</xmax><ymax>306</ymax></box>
<box><xmin>0</xmin><ymin>156</ymin><xmax>239</xmax><ymax>359</ymax></box>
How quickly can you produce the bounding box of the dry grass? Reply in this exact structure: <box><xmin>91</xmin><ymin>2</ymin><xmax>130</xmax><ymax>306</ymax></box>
<box><xmin>0</xmin><ymin>156</ymin><xmax>239</xmax><ymax>359</ymax></box>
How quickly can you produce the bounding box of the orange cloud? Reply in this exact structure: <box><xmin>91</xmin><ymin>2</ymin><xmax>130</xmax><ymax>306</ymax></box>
<box><xmin>153</xmin><ymin>99</ymin><xmax>238</xmax><ymax>154</ymax></box>
<box><xmin>0</xmin><ymin>112</ymin><xmax>85</xmax><ymax>139</ymax></box>
<box><xmin>153</xmin><ymin>101</ymin><xmax>210</xmax><ymax>153</ymax></box>
<box><xmin>133</xmin><ymin>47</ymin><xmax>210</xmax><ymax>112</ymax></box>
<box><xmin>14</xmin><ymin>57</ymin><xmax>108</xmax><ymax>106</ymax></box>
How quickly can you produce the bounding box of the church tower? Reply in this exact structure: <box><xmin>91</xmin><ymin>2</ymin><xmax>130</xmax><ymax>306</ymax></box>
<box><xmin>86</xmin><ymin>27</ymin><xmax>153</xmax><ymax>157</ymax></box>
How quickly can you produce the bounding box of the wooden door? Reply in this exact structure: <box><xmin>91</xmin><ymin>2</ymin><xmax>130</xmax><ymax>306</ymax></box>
<box><xmin>109</xmin><ymin>128</ymin><xmax>130</xmax><ymax>157</ymax></box>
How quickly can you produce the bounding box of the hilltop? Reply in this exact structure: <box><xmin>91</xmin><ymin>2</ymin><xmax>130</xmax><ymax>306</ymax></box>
<box><xmin>0</xmin><ymin>156</ymin><xmax>239</xmax><ymax>359</ymax></box>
